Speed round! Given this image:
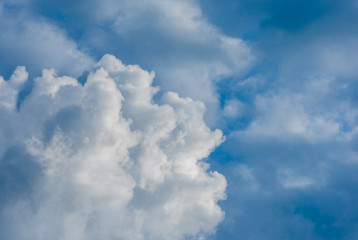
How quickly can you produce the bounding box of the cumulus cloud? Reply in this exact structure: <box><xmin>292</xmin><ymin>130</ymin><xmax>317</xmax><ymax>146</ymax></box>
<box><xmin>0</xmin><ymin>55</ymin><xmax>226</xmax><ymax>240</ymax></box>
<box><xmin>20</xmin><ymin>0</ymin><xmax>254</xmax><ymax>125</ymax></box>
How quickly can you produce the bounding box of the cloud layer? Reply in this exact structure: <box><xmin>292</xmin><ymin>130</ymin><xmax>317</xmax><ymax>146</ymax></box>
<box><xmin>0</xmin><ymin>55</ymin><xmax>226</xmax><ymax>240</ymax></box>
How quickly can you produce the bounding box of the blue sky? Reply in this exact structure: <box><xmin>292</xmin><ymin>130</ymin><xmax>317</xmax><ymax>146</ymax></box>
<box><xmin>1</xmin><ymin>0</ymin><xmax>358</xmax><ymax>239</ymax></box>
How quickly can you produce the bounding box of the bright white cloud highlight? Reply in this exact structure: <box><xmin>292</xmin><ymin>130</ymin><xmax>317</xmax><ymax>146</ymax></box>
<box><xmin>0</xmin><ymin>55</ymin><xmax>226</xmax><ymax>240</ymax></box>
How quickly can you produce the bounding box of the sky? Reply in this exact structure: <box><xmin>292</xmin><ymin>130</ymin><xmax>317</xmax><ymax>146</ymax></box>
<box><xmin>0</xmin><ymin>0</ymin><xmax>358</xmax><ymax>239</ymax></box>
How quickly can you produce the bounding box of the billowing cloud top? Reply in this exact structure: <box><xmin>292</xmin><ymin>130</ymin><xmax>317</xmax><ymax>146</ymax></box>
<box><xmin>0</xmin><ymin>0</ymin><xmax>254</xmax><ymax>126</ymax></box>
<box><xmin>0</xmin><ymin>55</ymin><xmax>226</xmax><ymax>240</ymax></box>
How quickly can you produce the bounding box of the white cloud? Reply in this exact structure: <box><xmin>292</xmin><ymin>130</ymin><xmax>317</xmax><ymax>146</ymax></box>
<box><xmin>0</xmin><ymin>5</ymin><xmax>94</xmax><ymax>76</ymax></box>
<box><xmin>236</xmin><ymin>75</ymin><xmax>358</xmax><ymax>142</ymax></box>
<box><xmin>0</xmin><ymin>55</ymin><xmax>226</xmax><ymax>240</ymax></box>
<box><xmin>246</xmin><ymin>93</ymin><xmax>341</xmax><ymax>140</ymax></box>
<box><xmin>0</xmin><ymin>0</ymin><xmax>255</xmax><ymax>127</ymax></box>
<box><xmin>40</xmin><ymin>0</ymin><xmax>254</xmax><ymax>124</ymax></box>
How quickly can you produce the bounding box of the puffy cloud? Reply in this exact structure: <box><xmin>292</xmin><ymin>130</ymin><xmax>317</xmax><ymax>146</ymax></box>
<box><xmin>0</xmin><ymin>0</ymin><xmax>256</xmax><ymax>127</ymax></box>
<box><xmin>0</xmin><ymin>55</ymin><xmax>226</xmax><ymax>240</ymax></box>
<box><xmin>20</xmin><ymin>0</ymin><xmax>255</xmax><ymax>125</ymax></box>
